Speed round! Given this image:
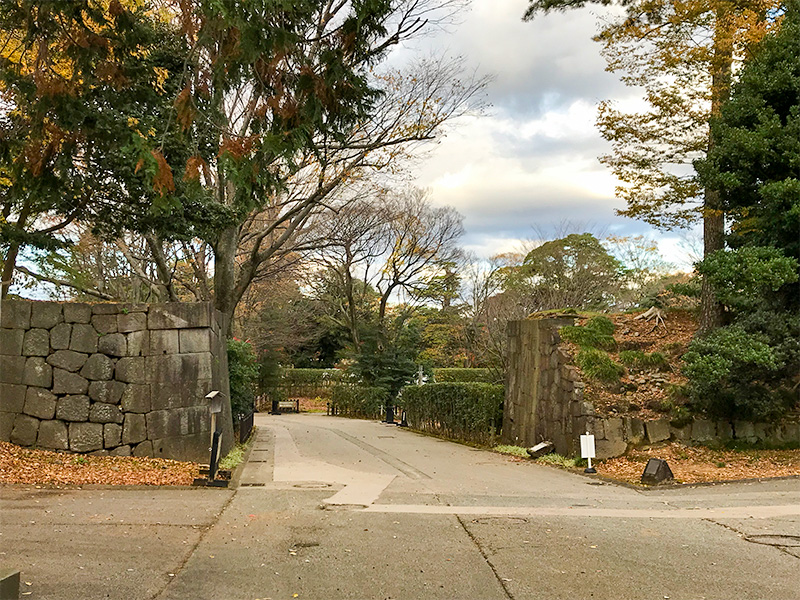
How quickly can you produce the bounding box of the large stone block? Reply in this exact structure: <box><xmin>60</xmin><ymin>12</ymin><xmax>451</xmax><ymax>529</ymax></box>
<box><xmin>0</xmin><ymin>328</ymin><xmax>24</xmax><ymax>355</ymax></box>
<box><xmin>670</xmin><ymin>424</ymin><xmax>692</xmax><ymax>442</ymax></box>
<box><xmin>92</xmin><ymin>304</ymin><xmax>120</xmax><ymax>315</ymax></box>
<box><xmin>0</xmin><ymin>356</ymin><xmax>25</xmax><ymax>384</ymax></box>
<box><xmin>23</xmin><ymin>387</ymin><xmax>57</xmax><ymax>419</ymax></box>
<box><xmin>110</xmin><ymin>445</ymin><xmax>131</xmax><ymax>456</ymax></box>
<box><xmin>604</xmin><ymin>417</ymin><xmax>624</xmax><ymax>442</ymax></box>
<box><xmin>595</xmin><ymin>438</ymin><xmax>627</xmax><ymax>459</ymax></box>
<box><xmin>53</xmin><ymin>368</ymin><xmax>89</xmax><ymax>395</ymax></box>
<box><xmin>624</xmin><ymin>417</ymin><xmax>646</xmax><ymax>444</ymax></box>
<box><xmin>179</xmin><ymin>329</ymin><xmax>211</xmax><ymax>354</ymax></box>
<box><xmin>146</xmin><ymin>409</ymin><xmax>179</xmax><ymax>440</ymax></box>
<box><xmin>691</xmin><ymin>419</ymin><xmax>717</xmax><ymax>442</ymax></box>
<box><xmin>22</xmin><ymin>329</ymin><xmax>50</xmax><ymax>356</ymax></box>
<box><xmin>80</xmin><ymin>354</ymin><xmax>114</xmax><ymax>381</ymax></box>
<box><xmin>98</xmin><ymin>333</ymin><xmax>126</xmax><ymax>357</ymax></box>
<box><xmin>148</xmin><ymin>303</ymin><xmax>211</xmax><ymax>330</ymax></box>
<box><xmin>91</xmin><ymin>314</ymin><xmax>118</xmax><ymax>335</ymax></box>
<box><xmin>116</xmin><ymin>357</ymin><xmax>146</xmax><ymax>383</ymax></box>
<box><xmin>63</xmin><ymin>303</ymin><xmax>92</xmax><ymax>324</ymax></box>
<box><xmin>133</xmin><ymin>440</ymin><xmax>153</xmax><ymax>457</ymax></box>
<box><xmin>56</xmin><ymin>395</ymin><xmax>90</xmax><ymax>422</ymax></box>
<box><xmin>0</xmin><ymin>299</ymin><xmax>31</xmax><ymax>329</ymax></box>
<box><xmin>30</xmin><ymin>301</ymin><xmax>63</xmax><ymax>329</ymax></box>
<box><xmin>645</xmin><ymin>418</ymin><xmax>671</xmax><ymax>443</ymax></box>
<box><xmin>0</xmin><ymin>411</ymin><xmax>16</xmax><ymax>441</ymax></box>
<box><xmin>104</xmin><ymin>423</ymin><xmax>122</xmax><ymax>448</ymax></box>
<box><xmin>69</xmin><ymin>421</ymin><xmax>104</xmax><ymax>452</ymax></box>
<box><xmin>47</xmin><ymin>349</ymin><xmax>88</xmax><ymax>372</ymax></box>
<box><xmin>88</xmin><ymin>380</ymin><xmax>126</xmax><ymax>404</ymax></box>
<box><xmin>150</xmin><ymin>382</ymin><xmax>183</xmax><ymax>411</ymax></box>
<box><xmin>182</xmin><ymin>353</ymin><xmax>213</xmax><ymax>380</ymax></box>
<box><xmin>122</xmin><ymin>413</ymin><xmax>147</xmax><ymax>445</ymax></box>
<box><xmin>89</xmin><ymin>402</ymin><xmax>123</xmax><ymax>424</ymax></box>
<box><xmin>734</xmin><ymin>421</ymin><xmax>756</xmax><ymax>441</ymax></box>
<box><xmin>117</xmin><ymin>311</ymin><xmax>147</xmax><ymax>333</ymax></box>
<box><xmin>38</xmin><ymin>420</ymin><xmax>69</xmax><ymax>450</ymax></box>
<box><xmin>184</xmin><ymin>379</ymin><xmax>214</xmax><ymax>407</ymax></box>
<box><xmin>0</xmin><ymin>383</ymin><xmax>26</xmax><ymax>413</ymax></box>
<box><xmin>126</xmin><ymin>331</ymin><xmax>149</xmax><ymax>357</ymax></box>
<box><xmin>10</xmin><ymin>414</ymin><xmax>39</xmax><ymax>446</ymax></box>
<box><xmin>23</xmin><ymin>357</ymin><xmax>52</xmax><ymax>387</ymax></box>
<box><xmin>50</xmin><ymin>323</ymin><xmax>72</xmax><ymax>350</ymax></box>
<box><xmin>149</xmin><ymin>330</ymin><xmax>179</xmax><ymax>355</ymax></box>
<box><xmin>70</xmin><ymin>323</ymin><xmax>98</xmax><ymax>353</ymax></box>
<box><xmin>146</xmin><ymin>354</ymin><xmax>182</xmax><ymax>382</ymax></box>
<box><xmin>120</xmin><ymin>384</ymin><xmax>150</xmax><ymax>413</ymax></box>
<box><xmin>716</xmin><ymin>421</ymin><xmax>733</xmax><ymax>441</ymax></box>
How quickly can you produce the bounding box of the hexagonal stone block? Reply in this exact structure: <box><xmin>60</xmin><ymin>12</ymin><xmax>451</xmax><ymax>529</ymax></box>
<box><xmin>70</xmin><ymin>324</ymin><xmax>98</xmax><ymax>354</ymax></box>
<box><xmin>80</xmin><ymin>354</ymin><xmax>114</xmax><ymax>381</ymax></box>
<box><xmin>0</xmin><ymin>300</ymin><xmax>31</xmax><ymax>329</ymax></box>
<box><xmin>23</xmin><ymin>357</ymin><xmax>52</xmax><ymax>387</ymax></box>
<box><xmin>52</xmin><ymin>368</ymin><xmax>89</xmax><ymax>395</ymax></box>
<box><xmin>22</xmin><ymin>329</ymin><xmax>50</xmax><ymax>356</ymax></box>
<box><xmin>69</xmin><ymin>421</ymin><xmax>104</xmax><ymax>452</ymax></box>
<box><xmin>0</xmin><ymin>328</ymin><xmax>24</xmax><ymax>355</ymax></box>
<box><xmin>104</xmin><ymin>423</ymin><xmax>122</xmax><ymax>448</ymax></box>
<box><xmin>120</xmin><ymin>384</ymin><xmax>150</xmax><ymax>413</ymax></box>
<box><xmin>47</xmin><ymin>350</ymin><xmax>88</xmax><ymax>372</ymax></box>
<box><xmin>0</xmin><ymin>383</ymin><xmax>26</xmax><ymax>413</ymax></box>
<box><xmin>88</xmin><ymin>380</ymin><xmax>126</xmax><ymax>404</ymax></box>
<box><xmin>89</xmin><ymin>402</ymin><xmax>123</xmax><ymax>424</ymax></box>
<box><xmin>56</xmin><ymin>395</ymin><xmax>90</xmax><ymax>422</ymax></box>
<box><xmin>64</xmin><ymin>303</ymin><xmax>92</xmax><ymax>324</ymax></box>
<box><xmin>122</xmin><ymin>413</ymin><xmax>147</xmax><ymax>445</ymax></box>
<box><xmin>37</xmin><ymin>420</ymin><xmax>69</xmax><ymax>450</ymax></box>
<box><xmin>118</xmin><ymin>312</ymin><xmax>147</xmax><ymax>333</ymax></box>
<box><xmin>98</xmin><ymin>333</ymin><xmax>126</xmax><ymax>357</ymax></box>
<box><xmin>10</xmin><ymin>414</ymin><xmax>40</xmax><ymax>446</ymax></box>
<box><xmin>0</xmin><ymin>356</ymin><xmax>25</xmax><ymax>384</ymax></box>
<box><xmin>23</xmin><ymin>387</ymin><xmax>57</xmax><ymax>419</ymax></box>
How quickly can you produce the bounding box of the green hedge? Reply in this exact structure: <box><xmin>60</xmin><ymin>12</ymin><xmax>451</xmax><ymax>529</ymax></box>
<box><xmin>329</xmin><ymin>385</ymin><xmax>388</xmax><ymax>419</ymax></box>
<box><xmin>401</xmin><ymin>383</ymin><xmax>504</xmax><ymax>445</ymax></box>
<box><xmin>433</xmin><ymin>368</ymin><xmax>497</xmax><ymax>384</ymax></box>
<box><xmin>264</xmin><ymin>368</ymin><xmax>343</xmax><ymax>399</ymax></box>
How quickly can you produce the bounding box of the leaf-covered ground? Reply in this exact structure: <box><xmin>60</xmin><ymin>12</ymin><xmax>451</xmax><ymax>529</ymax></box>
<box><xmin>597</xmin><ymin>442</ymin><xmax>800</xmax><ymax>485</ymax></box>
<box><xmin>0</xmin><ymin>441</ymin><xmax>200</xmax><ymax>486</ymax></box>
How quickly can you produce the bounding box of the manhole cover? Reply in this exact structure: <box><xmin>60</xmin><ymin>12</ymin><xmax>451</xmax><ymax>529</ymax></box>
<box><xmin>473</xmin><ymin>517</ymin><xmax>529</xmax><ymax>525</ymax></box>
<box><xmin>745</xmin><ymin>534</ymin><xmax>800</xmax><ymax>547</ymax></box>
<box><xmin>293</xmin><ymin>482</ymin><xmax>332</xmax><ymax>489</ymax></box>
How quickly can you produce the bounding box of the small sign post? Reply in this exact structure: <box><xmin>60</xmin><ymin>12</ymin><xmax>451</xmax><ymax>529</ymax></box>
<box><xmin>193</xmin><ymin>391</ymin><xmax>229</xmax><ymax>488</ymax></box>
<box><xmin>580</xmin><ymin>432</ymin><xmax>597</xmax><ymax>474</ymax></box>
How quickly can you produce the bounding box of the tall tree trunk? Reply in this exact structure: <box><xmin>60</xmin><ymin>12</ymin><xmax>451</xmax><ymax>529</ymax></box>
<box><xmin>1</xmin><ymin>241</ymin><xmax>21</xmax><ymax>299</ymax></box>
<box><xmin>699</xmin><ymin>7</ymin><xmax>735</xmax><ymax>335</ymax></box>
<box><xmin>214</xmin><ymin>225</ymin><xmax>240</xmax><ymax>336</ymax></box>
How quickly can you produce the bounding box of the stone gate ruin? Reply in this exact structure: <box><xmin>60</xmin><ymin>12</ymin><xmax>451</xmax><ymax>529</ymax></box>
<box><xmin>0</xmin><ymin>300</ymin><xmax>233</xmax><ymax>462</ymax></box>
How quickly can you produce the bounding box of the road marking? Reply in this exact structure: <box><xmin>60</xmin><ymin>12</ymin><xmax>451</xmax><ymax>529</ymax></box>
<box><xmin>362</xmin><ymin>504</ymin><xmax>800</xmax><ymax>519</ymax></box>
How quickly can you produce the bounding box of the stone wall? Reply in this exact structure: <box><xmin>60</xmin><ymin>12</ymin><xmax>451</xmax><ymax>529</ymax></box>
<box><xmin>503</xmin><ymin>318</ymin><xmax>592</xmax><ymax>456</ymax></box>
<box><xmin>503</xmin><ymin>318</ymin><xmax>800</xmax><ymax>459</ymax></box>
<box><xmin>0</xmin><ymin>300</ymin><xmax>233</xmax><ymax>462</ymax></box>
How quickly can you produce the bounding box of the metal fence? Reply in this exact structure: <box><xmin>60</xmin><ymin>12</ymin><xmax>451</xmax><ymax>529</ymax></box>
<box><xmin>237</xmin><ymin>411</ymin><xmax>254</xmax><ymax>444</ymax></box>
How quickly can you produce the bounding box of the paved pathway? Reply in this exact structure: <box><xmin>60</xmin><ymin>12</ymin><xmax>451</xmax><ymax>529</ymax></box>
<box><xmin>2</xmin><ymin>412</ymin><xmax>799</xmax><ymax>599</ymax></box>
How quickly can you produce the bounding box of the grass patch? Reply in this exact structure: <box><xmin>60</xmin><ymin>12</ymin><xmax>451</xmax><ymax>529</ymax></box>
<box><xmin>619</xmin><ymin>350</ymin><xmax>669</xmax><ymax>370</ymax></box>
<box><xmin>561</xmin><ymin>316</ymin><xmax>617</xmax><ymax>351</ymax></box>
<box><xmin>493</xmin><ymin>444</ymin><xmax>530</xmax><ymax>458</ymax></box>
<box><xmin>219</xmin><ymin>431</ymin><xmax>256</xmax><ymax>471</ymax></box>
<box><xmin>536</xmin><ymin>453</ymin><xmax>586</xmax><ymax>468</ymax></box>
<box><xmin>576</xmin><ymin>348</ymin><xmax>624</xmax><ymax>383</ymax></box>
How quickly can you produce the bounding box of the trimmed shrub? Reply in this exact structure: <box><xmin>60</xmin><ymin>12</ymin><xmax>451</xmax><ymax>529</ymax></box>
<box><xmin>401</xmin><ymin>383</ymin><xmax>504</xmax><ymax>445</ymax></box>
<box><xmin>329</xmin><ymin>384</ymin><xmax>388</xmax><ymax>419</ymax></box>
<box><xmin>266</xmin><ymin>368</ymin><xmax>343</xmax><ymax>400</ymax></box>
<box><xmin>433</xmin><ymin>368</ymin><xmax>497</xmax><ymax>384</ymax></box>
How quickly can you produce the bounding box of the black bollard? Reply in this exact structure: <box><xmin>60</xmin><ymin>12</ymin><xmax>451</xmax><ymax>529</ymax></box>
<box><xmin>398</xmin><ymin>410</ymin><xmax>409</xmax><ymax>427</ymax></box>
<box><xmin>270</xmin><ymin>398</ymin><xmax>281</xmax><ymax>415</ymax></box>
<box><xmin>385</xmin><ymin>404</ymin><xmax>394</xmax><ymax>424</ymax></box>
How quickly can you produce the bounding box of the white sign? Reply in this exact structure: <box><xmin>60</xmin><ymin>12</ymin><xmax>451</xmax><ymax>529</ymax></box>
<box><xmin>580</xmin><ymin>434</ymin><xmax>596</xmax><ymax>459</ymax></box>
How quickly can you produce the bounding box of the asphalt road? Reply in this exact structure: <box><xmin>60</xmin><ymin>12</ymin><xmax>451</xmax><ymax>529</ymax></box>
<box><xmin>2</xmin><ymin>412</ymin><xmax>799</xmax><ymax>599</ymax></box>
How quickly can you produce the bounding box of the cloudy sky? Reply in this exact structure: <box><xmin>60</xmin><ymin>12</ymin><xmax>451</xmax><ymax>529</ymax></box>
<box><xmin>390</xmin><ymin>0</ymin><xmax>700</xmax><ymax>269</ymax></box>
